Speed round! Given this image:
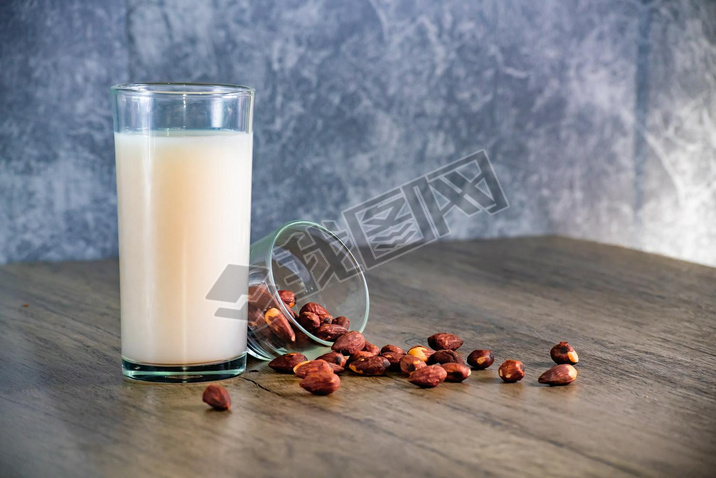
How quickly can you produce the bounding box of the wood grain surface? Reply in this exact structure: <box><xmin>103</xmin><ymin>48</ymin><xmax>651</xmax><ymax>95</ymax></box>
<box><xmin>1</xmin><ymin>236</ymin><xmax>714</xmax><ymax>477</ymax></box>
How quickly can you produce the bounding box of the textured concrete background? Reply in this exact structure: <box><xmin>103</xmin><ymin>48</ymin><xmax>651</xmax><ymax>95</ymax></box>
<box><xmin>1</xmin><ymin>0</ymin><xmax>714</xmax><ymax>266</ymax></box>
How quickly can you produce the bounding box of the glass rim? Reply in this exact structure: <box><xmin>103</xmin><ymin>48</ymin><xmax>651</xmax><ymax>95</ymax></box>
<box><xmin>110</xmin><ymin>82</ymin><xmax>255</xmax><ymax>98</ymax></box>
<box><xmin>266</xmin><ymin>220</ymin><xmax>370</xmax><ymax>347</ymax></box>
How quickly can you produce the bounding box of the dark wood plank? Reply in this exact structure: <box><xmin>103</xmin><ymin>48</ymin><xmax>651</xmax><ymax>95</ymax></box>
<box><xmin>0</xmin><ymin>237</ymin><xmax>714</xmax><ymax>477</ymax></box>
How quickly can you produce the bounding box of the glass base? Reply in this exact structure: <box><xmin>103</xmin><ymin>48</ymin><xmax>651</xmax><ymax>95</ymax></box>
<box><xmin>122</xmin><ymin>353</ymin><xmax>246</xmax><ymax>383</ymax></box>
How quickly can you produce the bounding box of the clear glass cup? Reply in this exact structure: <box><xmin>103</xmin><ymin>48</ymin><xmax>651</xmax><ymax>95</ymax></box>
<box><xmin>111</xmin><ymin>83</ymin><xmax>254</xmax><ymax>383</ymax></box>
<box><xmin>245</xmin><ymin>220</ymin><xmax>370</xmax><ymax>360</ymax></box>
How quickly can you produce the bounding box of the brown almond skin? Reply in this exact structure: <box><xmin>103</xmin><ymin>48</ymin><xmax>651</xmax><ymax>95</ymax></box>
<box><xmin>407</xmin><ymin>345</ymin><xmax>434</xmax><ymax>362</ymax></box>
<box><xmin>427</xmin><ymin>333</ymin><xmax>464</xmax><ymax>351</ymax></box>
<box><xmin>316</xmin><ymin>351</ymin><xmax>347</xmax><ymax>368</ymax></box>
<box><xmin>248</xmin><ymin>283</ymin><xmax>273</xmax><ymax>311</ymax></box>
<box><xmin>293</xmin><ymin>360</ymin><xmax>334</xmax><ymax>378</ymax></box>
<box><xmin>381</xmin><ymin>344</ymin><xmax>405</xmax><ymax>355</ymax></box>
<box><xmin>441</xmin><ymin>363</ymin><xmax>472</xmax><ymax>382</ymax></box>
<box><xmin>539</xmin><ymin>364</ymin><xmax>578</xmax><ymax>386</ymax></box>
<box><xmin>332</xmin><ymin>331</ymin><xmax>366</xmax><ymax>355</ymax></box>
<box><xmin>363</xmin><ymin>341</ymin><xmax>381</xmax><ymax>355</ymax></box>
<box><xmin>300</xmin><ymin>371</ymin><xmax>341</xmax><ymax>395</ymax></box>
<box><xmin>264</xmin><ymin>308</ymin><xmax>296</xmax><ymax>343</ymax></box>
<box><xmin>300</xmin><ymin>302</ymin><xmax>331</xmax><ymax>317</ymax></box>
<box><xmin>293</xmin><ymin>328</ymin><xmax>312</xmax><ymax>348</ymax></box>
<box><xmin>467</xmin><ymin>349</ymin><xmax>494</xmax><ymax>370</ymax></box>
<box><xmin>550</xmin><ymin>342</ymin><xmax>579</xmax><ymax>365</ymax></box>
<box><xmin>202</xmin><ymin>384</ymin><xmax>231</xmax><ymax>410</ymax></box>
<box><xmin>348</xmin><ymin>355</ymin><xmax>390</xmax><ymax>376</ymax></box>
<box><xmin>408</xmin><ymin>365</ymin><xmax>447</xmax><ymax>388</ymax></box>
<box><xmin>348</xmin><ymin>355</ymin><xmax>390</xmax><ymax>377</ymax></box>
<box><xmin>296</xmin><ymin>311</ymin><xmax>321</xmax><ymax>331</ymax></box>
<box><xmin>427</xmin><ymin>349</ymin><xmax>465</xmax><ymax>365</ymax></box>
<box><xmin>315</xmin><ymin>323</ymin><xmax>349</xmax><ymax>341</ymax></box>
<box><xmin>498</xmin><ymin>360</ymin><xmax>525</xmax><ymax>383</ymax></box>
<box><xmin>333</xmin><ymin>316</ymin><xmax>350</xmax><ymax>328</ymax></box>
<box><xmin>400</xmin><ymin>354</ymin><xmax>427</xmax><ymax>375</ymax></box>
<box><xmin>381</xmin><ymin>350</ymin><xmax>405</xmax><ymax>372</ymax></box>
<box><xmin>347</xmin><ymin>350</ymin><xmax>376</xmax><ymax>365</ymax></box>
<box><xmin>268</xmin><ymin>352</ymin><xmax>308</xmax><ymax>373</ymax></box>
<box><xmin>278</xmin><ymin>290</ymin><xmax>296</xmax><ymax>308</ymax></box>
<box><xmin>247</xmin><ymin>303</ymin><xmax>264</xmax><ymax>326</ymax></box>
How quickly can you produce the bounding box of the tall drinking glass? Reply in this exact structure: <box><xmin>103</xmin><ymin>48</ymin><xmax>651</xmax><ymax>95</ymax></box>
<box><xmin>111</xmin><ymin>83</ymin><xmax>254</xmax><ymax>382</ymax></box>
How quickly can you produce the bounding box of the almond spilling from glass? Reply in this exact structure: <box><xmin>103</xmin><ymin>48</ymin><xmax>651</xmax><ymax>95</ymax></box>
<box><xmin>264</xmin><ymin>307</ymin><xmax>295</xmax><ymax>343</ymax></box>
<box><xmin>278</xmin><ymin>289</ymin><xmax>296</xmax><ymax>308</ymax></box>
<box><xmin>315</xmin><ymin>323</ymin><xmax>348</xmax><ymax>341</ymax></box>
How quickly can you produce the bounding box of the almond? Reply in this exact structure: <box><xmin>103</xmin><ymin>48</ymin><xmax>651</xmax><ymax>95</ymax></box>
<box><xmin>538</xmin><ymin>364</ymin><xmax>578</xmax><ymax>386</ymax></box>
<box><xmin>316</xmin><ymin>351</ymin><xmax>347</xmax><ymax>368</ymax></box>
<box><xmin>348</xmin><ymin>355</ymin><xmax>390</xmax><ymax>376</ymax></box>
<box><xmin>407</xmin><ymin>345</ymin><xmax>434</xmax><ymax>362</ymax></box>
<box><xmin>381</xmin><ymin>350</ymin><xmax>405</xmax><ymax>372</ymax></box>
<box><xmin>363</xmin><ymin>341</ymin><xmax>381</xmax><ymax>355</ymax></box>
<box><xmin>202</xmin><ymin>384</ymin><xmax>231</xmax><ymax>410</ymax></box>
<box><xmin>264</xmin><ymin>307</ymin><xmax>296</xmax><ymax>343</ymax></box>
<box><xmin>293</xmin><ymin>360</ymin><xmax>334</xmax><ymax>378</ymax></box>
<box><xmin>314</xmin><ymin>323</ymin><xmax>349</xmax><ymax>341</ymax></box>
<box><xmin>550</xmin><ymin>342</ymin><xmax>579</xmax><ymax>365</ymax></box>
<box><xmin>296</xmin><ymin>311</ymin><xmax>321</xmax><ymax>331</ymax></box>
<box><xmin>332</xmin><ymin>331</ymin><xmax>366</xmax><ymax>355</ymax></box>
<box><xmin>408</xmin><ymin>365</ymin><xmax>447</xmax><ymax>388</ymax></box>
<box><xmin>441</xmin><ymin>362</ymin><xmax>472</xmax><ymax>382</ymax></box>
<box><xmin>300</xmin><ymin>302</ymin><xmax>331</xmax><ymax>317</ymax></box>
<box><xmin>347</xmin><ymin>350</ymin><xmax>376</xmax><ymax>365</ymax></box>
<box><xmin>400</xmin><ymin>354</ymin><xmax>427</xmax><ymax>375</ymax></box>
<box><xmin>268</xmin><ymin>352</ymin><xmax>308</xmax><ymax>373</ymax></box>
<box><xmin>300</xmin><ymin>371</ymin><xmax>341</xmax><ymax>395</ymax></box>
<box><xmin>427</xmin><ymin>349</ymin><xmax>464</xmax><ymax>365</ymax></box>
<box><xmin>333</xmin><ymin>316</ymin><xmax>350</xmax><ymax>328</ymax></box>
<box><xmin>498</xmin><ymin>360</ymin><xmax>525</xmax><ymax>383</ymax></box>
<box><xmin>381</xmin><ymin>344</ymin><xmax>405</xmax><ymax>355</ymax></box>
<box><xmin>278</xmin><ymin>290</ymin><xmax>296</xmax><ymax>308</ymax></box>
<box><xmin>467</xmin><ymin>349</ymin><xmax>494</xmax><ymax>369</ymax></box>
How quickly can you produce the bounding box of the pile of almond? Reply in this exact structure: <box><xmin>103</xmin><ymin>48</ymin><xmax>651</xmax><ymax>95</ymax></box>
<box><xmin>202</xmin><ymin>296</ymin><xmax>581</xmax><ymax>406</ymax></box>
<box><xmin>265</xmin><ymin>321</ymin><xmax>580</xmax><ymax>396</ymax></box>
<box><xmin>246</xmin><ymin>287</ymin><xmax>354</xmax><ymax>349</ymax></box>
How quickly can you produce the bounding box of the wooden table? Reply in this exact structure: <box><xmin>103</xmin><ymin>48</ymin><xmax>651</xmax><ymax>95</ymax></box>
<box><xmin>1</xmin><ymin>237</ymin><xmax>714</xmax><ymax>477</ymax></box>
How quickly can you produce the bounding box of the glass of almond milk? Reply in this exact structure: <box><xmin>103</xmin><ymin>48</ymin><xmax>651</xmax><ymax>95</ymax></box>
<box><xmin>111</xmin><ymin>83</ymin><xmax>254</xmax><ymax>382</ymax></box>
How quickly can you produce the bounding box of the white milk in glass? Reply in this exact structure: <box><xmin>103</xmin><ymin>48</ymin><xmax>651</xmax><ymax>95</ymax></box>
<box><xmin>115</xmin><ymin>130</ymin><xmax>251</xmax><ymax>365</ymax></box>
